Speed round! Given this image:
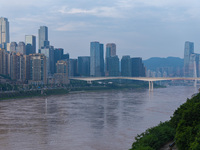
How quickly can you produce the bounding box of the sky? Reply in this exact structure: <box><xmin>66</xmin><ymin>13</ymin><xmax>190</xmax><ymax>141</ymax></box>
<box><xmin>1</xmin><ymin>0</ymin><xmax>200</xmax><ymax>60</ymax></box>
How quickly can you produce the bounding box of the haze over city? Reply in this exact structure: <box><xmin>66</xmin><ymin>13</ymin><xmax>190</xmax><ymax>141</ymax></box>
<box><xmin>1</xmin><ymin>0</ymin><xmax>200</xmax><ymax>59</ymax></box>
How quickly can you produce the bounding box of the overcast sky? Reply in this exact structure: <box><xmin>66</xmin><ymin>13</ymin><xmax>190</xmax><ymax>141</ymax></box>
<box><xmin>1</xmin><ymin>0</ymin><xmax>200</xmax><ymax>59</ymax></box>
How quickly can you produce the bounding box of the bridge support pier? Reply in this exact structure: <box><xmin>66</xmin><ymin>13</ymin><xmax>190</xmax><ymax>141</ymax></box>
<box><xmin>87</xmin><ymin>80</ymin><xmax>92</xmax><ymax>84</ymax></box>
<box><xmin>149</xmin><ymin>81</ymin><xmax>154</xmax><ymax>91</ymax></box>
<box><xmin>194</xmin><ymin>80</ymin><xmax>197</xmax><ymax>87</ymax></box>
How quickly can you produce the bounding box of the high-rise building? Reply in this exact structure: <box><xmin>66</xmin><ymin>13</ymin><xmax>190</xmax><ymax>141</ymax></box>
<box><xmin>69</xmin><ymin>59</ymin><xmax>78</xmax><ymax>77</ymax></box>
<box><xmin>10</xmin><ymin>42</ymin><xmax>17</xmax><ymax>52</ymax></box>
<box><xmin>54</xmin><ymin>60</ymin><xmax>69</xmax><ymax>84</ymax></box>
<box><xmin>100</xmin><ymin>44</ymin><xmax>104</xmax><ymax>76</ymax></box>
<box><xmin>62</xmin><ymin>53</ymin><xmax>69</xmax><ymax>60</ymax></box>
<box><xmin>90</xmin><ymin>41</ymin><xmax>104</xmax><ymax>77</ymax></box>
<box><xmin>131</xmin><ymin>57</ymin><xmax>145</xmax><ymax>77</ymax></box>
<box><xmin>29</xmin><ymin>53</ymin><xmax>47</xmax><ymax>84</ymax></box>
<box><xmin>0</xmin><ymin>17</ymin><xmax>9</xmax><ymax>48</ymax></box>
<box><xmin>10</xmin><ymin>52</ymin><xmax>17</xmax><ymax>80</ymax></box>
<box><xmin>106</xmin><ymin>43</ymin><xmax>116</xmax><ymax>58</ymax></box>
<box><xmin>17</xmin><ymin>42</ymin><xmax>26</xmax><ymax>54</ymax></box>
<box><xmin>106</xmin><ymin>55</ymin><xmax>119</xmax><ymax>76</ymax></box>
<box><xmin>25</xmin><ymin>35</ymin><xmax>36</xmax><ymax>55</ymax></box>
<box><xmin>78</xmin><ymin>56</ymin><xmax>90</xmax><ymax>77</ymax></box>
<box><xmin>121</xmin><ymin>55</ymin><xmax>131</xmax><ymax>77</ymax></box>
<box><xmin>24</xmin><ymin>55</ymin><xmax>31</xmax><ymax>82</ymax></box>
<box><xmin>38</xmin><ymin>26</ymin><xmax>49</xmax><ymax>52</ymax></box>
<box><xmin>16</xmin><ymin>53</ymin><xmax>25</xmax><ymax>82</ymax></box>
<box><xmin>105</xmin><ymin>43</ymin><xmax>116</xmax><ymax>76</ymax></box>
<box><xmin>54</xmin><ymin>48</ymin><xmax>64</xmax><ymax>73</ymax></box>
<box><xmin>6</xmin><ymin>43</ymin><xmax>11</xmax><ymax>52</ymax></box>
<box><xmin>0</xmin><ymin>48</ymin><xmax>7</xmax><ymax>75</ymax></box>
<box><xmin>40</xmin><ymin>46</ymin><xmax>54</xmax><ymax>75</ymax></box>
<box><xmin>184</xmin><ymin>41</ymin><xmax>194</xmax><ymax>77</ymax></box>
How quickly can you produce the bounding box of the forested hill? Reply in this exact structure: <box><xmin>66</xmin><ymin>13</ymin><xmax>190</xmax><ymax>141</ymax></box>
<box><xmin>143</xmin><ymin>57</ymin><xmax>184</xmax><ymax>71</ymax></box>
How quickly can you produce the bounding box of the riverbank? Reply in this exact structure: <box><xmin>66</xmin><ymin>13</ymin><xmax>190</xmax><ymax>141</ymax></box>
<box><xmin>0</xmin><ymin>88</ymin><xmax>69</xmax><ymax>100</ymax></box>
<box><xmin>0</xmin><ymin>81</ymin><xmax>163</xmax><ymax>100</ymax></box>
<box><xmin>129</xmin><ymin>91</ymin><xmax>200</xmax><ymax>150</ymax></box>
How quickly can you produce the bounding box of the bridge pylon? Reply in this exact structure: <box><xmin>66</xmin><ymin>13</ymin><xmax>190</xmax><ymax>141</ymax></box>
<box><xmin>149</xmin><ymin>81</ymin><xmax>154</xmax><ymax>92</ymax></box>
<box><xmin>194</xmin><ymin>80</ymin><xmax>197</xmax><ymax>87</ymax></box>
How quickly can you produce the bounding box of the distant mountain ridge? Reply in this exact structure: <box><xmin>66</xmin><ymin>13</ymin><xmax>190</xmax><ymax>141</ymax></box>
<box><xmin>143</xmin><ymin>57</ymin><xmax>184</xmax><ymax>71</ymax></box>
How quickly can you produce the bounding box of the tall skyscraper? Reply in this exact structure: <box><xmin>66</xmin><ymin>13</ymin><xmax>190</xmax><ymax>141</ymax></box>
<box><xmin>90</xmin><ymin>41</ymin><xmax>104</xmax><ymax>77</ymax></box>
<box><xmin>78</xmin><ymin>56</ymin><xmax>90</xmax><ymax>77</ymax></box>
<box><xmin>105</xmin><ymin>43</ymin><xmax>116</xmax><ymax>75</ymax></box>
<box><xmin>121</xmin><ymin>55</ymin><xmax>131</xmax><ymax>77</ymax></box>
<box><xmin>69</xmin><ymin>59</ymin><xmax>78</xmax><ymax>77</ymax></box>
<box><xmin>25</xmin><ymin>35</ymin><xmax>36</xmax><ymax>55</ymax></box>
<box><xmin>184</xmin><ymin>41</ymin><xmax>194</xmax><ymax>77</ymax></box>
<box><xmin>106</xmin><ymin>43</ymin><xmax>116</xmax><ymax>58</ymax></box>
<box><xmin>0</xmin><ymin>17</ymin><xmax>9</xmax><ymax>48</ymax></box>
<box><xmin>106</xmin><ymin>55</ymin><xmax>119</xmax><ymax>76</ymax></box>
<box><xmin>54</xmin><ymin>48</ymin><xmax>64</xmax><ymax>73</ymax></box>
<box><xmin>131</xmin><ymin>57</ymin><xmax>145</xmax><ymax>77</ymax></box>
<box><xmin>40</xmin><ymin>46</ymin><xmax>54</xmax><ymax>76</ymax></box>
<box><xmin>38</xmin><ymin>26</ymin><xmax>49</xmax><ymax>51</ymax></box>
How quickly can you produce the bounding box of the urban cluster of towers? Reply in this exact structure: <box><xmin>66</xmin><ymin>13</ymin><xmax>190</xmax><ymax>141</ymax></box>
<box><xmin>90</xmin><ymin>42</ymin><xmax>145</xmax><ymax>77</ymax></box>
<box><xmin>0</xmin><ymin>17</ymin><xmax>146</xmax><ymax>85</ymax></box>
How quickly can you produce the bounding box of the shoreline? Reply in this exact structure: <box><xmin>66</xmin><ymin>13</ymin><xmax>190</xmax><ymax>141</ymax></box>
<box><xmin>0</xmin><ymin>84</ymin><xmax>156</xmax><ymax>100</ymax></box>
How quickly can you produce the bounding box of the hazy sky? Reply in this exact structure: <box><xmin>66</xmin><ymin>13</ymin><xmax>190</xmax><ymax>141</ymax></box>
<box><xmin>1</xmin><ymin>0</ymin><xmax>200</xmax><ymax>59</ymax></box>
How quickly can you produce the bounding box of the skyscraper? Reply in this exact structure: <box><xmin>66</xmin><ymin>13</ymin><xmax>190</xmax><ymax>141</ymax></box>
<box><xmin>0</xmin><ymin>48</ymin><xmax>7</xmax><ymax>75</ymax></box>
<box><xmin>131</xmin><ymin>57</ymin><xmax>146</xmax><ymax>77</ymax></box>
<box><xmin>78</xmin><ymin>56</ymin><xmax>90</xmax><ymax>77</ymax></box>
<box><xmin>10</xmin><ymin>42</ymin><xmax>17</xmax><ymax>52</ymax></box>
<box><xmin>16</xmin><ymin>53</ymin><xmax>25</xmax><ymax>82</ymax></box>
<box><xmin>105</xmin><ymin>43</ymin><xmax>116</xmax><ymax>75</ymax></box>
<box><xmin>25</xmin><ymin>35</ymin><xmax>36</xmax><ymax>55</ymax></box>
<box><xmin>69</xmin><ymin>59</ymin><xmax>78</xmax><ymax>77</ymax></box>
<box><xmin>38</xmin><ymin>26</ymin><xmax>49</xmax><ymax>52</ymax></box>
<box><xmin>184</xmin><ymin>41</ymin><xmax>194</xmax><ymax>77</ymax></box>
<box><xmin>54</xmin><ymin>48</ymin><xmax>64</xmax><ymax>73</ymax></box>
<box><xmin>40</xmin><ymin>46</ymin><xmax>54</xmax><ymax>75</ymax></box>
<box><xmin>54</xmin><ymin>60</ymin><xmax>69</xmax><ymax>84</ymax></box>
<box><xmin>106</xmin><ymin>43</ymin><xmax>116</xmax><ymax>58</ymax></box>
<box><xmin>0</xmin><ymin>17</ymin><xmax>9</xmax><ymax>48</ymax></box>
<box><xmin>90</xmin><ymin>41</ymin><xmax>104</xmax><ymax>77</ymax></box>
<box><xmin>17</xmin><ymin>42</ymin><xmax>26</xmax><ymax>54</ymax></box>
<box><xmin>106</xmin><ymin>55</ymin><xmax>119</xmax><ymax>76</ymax></box>
<box><xmin>121</xmin><ymin>55</ymin><xmax>131</xmax><ymax>77</ymax></box>
<box><xmin>29</xmin><ymin>53</ymin><xmax>47</xmax><ymax>84</ymax></box>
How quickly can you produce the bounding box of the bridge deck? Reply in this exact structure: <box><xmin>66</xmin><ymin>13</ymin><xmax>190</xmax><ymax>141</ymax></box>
<box><xmin>69</xmin><ymin>77</ymin><xmax>200</xmax><ymax>82</ymax></box>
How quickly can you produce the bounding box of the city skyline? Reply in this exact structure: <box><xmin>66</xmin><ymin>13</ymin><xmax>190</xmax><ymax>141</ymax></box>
<box><xmin>1</xmin><ymin>0</ymin><xmax>200</xmax><ymax>59</ymax></box>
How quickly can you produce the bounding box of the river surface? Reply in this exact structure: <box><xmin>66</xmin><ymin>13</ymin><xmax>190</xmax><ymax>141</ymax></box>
<box><xmin>0</xmin><ymin>86</ymin><xmax>198</xmax><ymax>150</ymax></box>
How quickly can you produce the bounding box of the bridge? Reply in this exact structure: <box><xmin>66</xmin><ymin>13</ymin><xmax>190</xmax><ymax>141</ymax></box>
<box><xmin>69</xmin><ymin>77</ymin><xmax>200</xmax><ymax>91</ymax></box>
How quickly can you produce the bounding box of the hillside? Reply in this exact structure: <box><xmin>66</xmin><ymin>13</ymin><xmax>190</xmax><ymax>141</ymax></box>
<box><xmin>143</xmin><ymin>57</ymin><xmax>184</xmax><ymax>71</ymax></box>
<box><xmin>130</xmin><ymin>92</ymin><xmax>200</xmax><ymax>150</ymax></box>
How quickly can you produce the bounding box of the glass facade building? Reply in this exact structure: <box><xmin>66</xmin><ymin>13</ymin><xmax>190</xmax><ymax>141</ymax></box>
<box><xmin>38</xmin><ymin>26</ymin><xmax>49</xmax><ymax>51</ymax></box>
<box><xmin>184</xmin><ymin>41</ymin><xmax>194</xmax><ymax>77</ymax></box>
<box><xmin>25</xmin><ymin>35</ymin><xmax>36</xmax><ymax>55</ymax></box>
<box><xmin>90</xmin><ymin>41</ymin><xmax>104</xmax><ymax>77</ymax></box>
<box><xmin>78</xmin><ymin>56</ymin><xmax>90</xmax><ymax>77</ymax></box>
<box><xmin>0</xmin><ymin>17</ymin><xmax>9</xmax><ymax>48</ymax></box>
<box><xmin>121</xmin><ymin>55</ymin><xmax>131</xmax><ymax>77</ymax></box>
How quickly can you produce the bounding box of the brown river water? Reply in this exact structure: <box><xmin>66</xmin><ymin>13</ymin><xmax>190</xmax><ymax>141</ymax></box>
<box><xmin>0</xmin><ymin>86</ymin><xmax>197</xmax><ymax>150</ymax></box>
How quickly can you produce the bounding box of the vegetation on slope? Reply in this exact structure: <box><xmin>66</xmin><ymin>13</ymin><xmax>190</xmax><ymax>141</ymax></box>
<box><xmin>130</xmin><ymin>121</ymin><xmax>175</xmax><ymax>150</ymax></box>
<box><xmin>130</xmin><ymin>92</ymin><xmax>200</xmax><ymax>150</ymax></box>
